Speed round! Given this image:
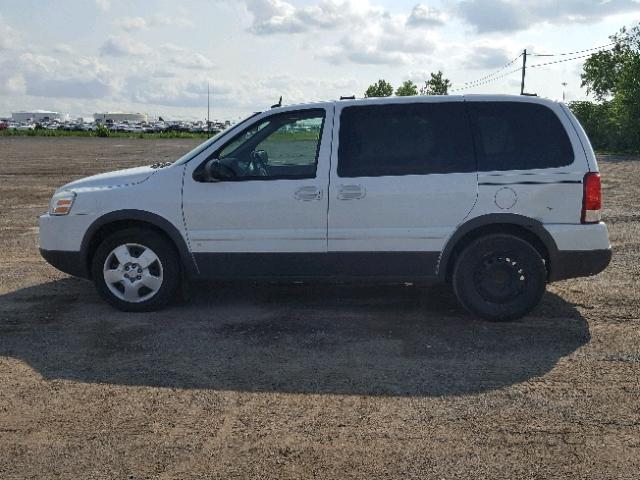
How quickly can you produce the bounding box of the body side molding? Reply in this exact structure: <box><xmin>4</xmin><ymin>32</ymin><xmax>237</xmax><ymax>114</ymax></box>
<box><xmin>192</xmin><ymin>251</ymin><xmax>440</xmax><ymax>281</ymax></box>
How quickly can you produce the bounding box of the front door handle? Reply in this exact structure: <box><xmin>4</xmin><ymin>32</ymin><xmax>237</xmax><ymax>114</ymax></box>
<box><xmin>295</xmin><ymin>186</ymin><xmax>323</xmax><ymax>201</ymax></box>
<box><xmin>338</xmin><ymin>184</ymin><xmax>366</xmax><ymax>200</ymax></box>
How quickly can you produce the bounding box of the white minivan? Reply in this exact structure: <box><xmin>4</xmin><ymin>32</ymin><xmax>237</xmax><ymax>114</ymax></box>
<box><xmin>39</xmin><ymin>95</ymin><xmax>612</xmax><ymax>321</ymax></box>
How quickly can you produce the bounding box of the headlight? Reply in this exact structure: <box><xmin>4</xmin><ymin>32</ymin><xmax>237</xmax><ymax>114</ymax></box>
<box><xmin>49</xmin><ymin>191</ymin><xmax>76</xmax><ymax>216</ymax></box>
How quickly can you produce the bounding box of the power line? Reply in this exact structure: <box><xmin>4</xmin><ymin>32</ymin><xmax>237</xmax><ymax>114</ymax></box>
<box><xmin>448</xmin><ymin>41</ymin><xmax>616</xmax><ymax>95</ymax></box>
<box><xmin>451</xmin><ymin>67</ymin><xmax>522</xmax><ymax>93</ymax></box>
<box><xmin>455</xmin><ymin>53</ymin><xmax>523</xmax><ymax>89</ymax></box>
<box><xmin>528</xmin><ymin>49</ymin><xmax>613</xmax><ymax>69</ymax></box>
<box><xmin>529</xmin><ymin>42</ymin><xmax>616</xmax><ymax>57</ymax></box>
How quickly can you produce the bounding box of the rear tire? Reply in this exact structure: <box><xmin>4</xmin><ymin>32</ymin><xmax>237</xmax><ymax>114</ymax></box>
<box><xmin>452</xmin><ymin>234</ymin><xmax>546</xmax><ymax>322</ymax></box>
<box><xmin>91</xmin><ymin>228</ymin><xmax>180</xmax><ymax>312</ymax></box>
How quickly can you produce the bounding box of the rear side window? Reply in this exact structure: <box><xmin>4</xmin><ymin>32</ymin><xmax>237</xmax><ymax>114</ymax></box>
<box><xmin>468</xmin><ymin>102</ymin><xmax>574</xmax><ymax>171</ymax></box>
<box><xmin>338</xmin><ymin>103</ymin><xmax>475</xmax><ymax>178</ymax></box>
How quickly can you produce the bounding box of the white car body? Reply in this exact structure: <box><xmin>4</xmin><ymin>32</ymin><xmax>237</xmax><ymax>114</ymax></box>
<box><xmin>39</xmin><ymin>94</ymin><xmax>612</xmax><ymax>315</ymax></box>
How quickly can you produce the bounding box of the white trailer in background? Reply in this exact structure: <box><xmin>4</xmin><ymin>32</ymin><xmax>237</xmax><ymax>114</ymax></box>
<box><xmin>12</xmin><ymin>110</ymin><xmax>68</xmax><ymax>123</ymax></box>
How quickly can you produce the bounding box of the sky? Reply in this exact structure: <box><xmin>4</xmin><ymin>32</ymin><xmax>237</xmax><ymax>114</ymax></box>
<box><xmin>0</xmin><ymin>0</ymin><xmax>639</xmax><ymax>121</ymax></box>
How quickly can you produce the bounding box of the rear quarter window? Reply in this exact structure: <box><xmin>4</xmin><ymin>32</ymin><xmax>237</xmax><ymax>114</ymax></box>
<box><xmin>337</xmin><ymin>102</ymin><xmax>475</xmax><ymax>178</ymax></box>
<box><xmin>468</xmin><ymin>102</ymin><xmax>574</xmax><ymax>172</ymax></box>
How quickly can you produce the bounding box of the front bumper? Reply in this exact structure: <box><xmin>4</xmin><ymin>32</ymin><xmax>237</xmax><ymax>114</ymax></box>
<box><xmin>39</xmin><ymin>213</ymin><xmax>94</xmax><ymax>252</ymax></box>
<box><xmin>549</xmin><ymin>248</ymin><xmax>612</xmax><ymax>282</ymax></box>
<box><xmin>40</xmin><ymin>249</ymin><xmax>89</xmax><ymax>279</ymax></box>
<box><xmin>39</xmin><ymin>212</ymin><xmax>95</xmax><ymax>279</ymax></box>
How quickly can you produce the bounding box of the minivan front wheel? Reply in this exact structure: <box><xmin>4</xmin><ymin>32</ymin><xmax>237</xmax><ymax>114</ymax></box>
<box><xmin>452</xmin><ymin>234</ymin><xmax>547</xmax><ymax>322</ymax></box>
<box><xmin>91</xmin><ymin>228</ymin><xmax>180</xmax><ymax>312</ymax></box>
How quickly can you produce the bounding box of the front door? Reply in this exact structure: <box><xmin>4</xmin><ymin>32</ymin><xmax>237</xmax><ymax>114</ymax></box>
<box><xmin>182</xmin><ymin>106</ymin><xmax>333</xmax><ymax>278</ymax></box>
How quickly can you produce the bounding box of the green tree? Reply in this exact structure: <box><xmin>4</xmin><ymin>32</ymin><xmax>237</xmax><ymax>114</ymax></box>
<box><xmin>569</xmin><ymin>101</ymin><xmax>617</xmax><ymax>151</ymax></box>
<box><xmin>579</xmin><ymin>24</ymin><xmax>640</xmax><ymax>151</ymax></box>
<box><xmin>420</xmin><ymin>71</ymin><xmax>452</xmax><ymax>96</ymax></box>
<box><xmin>582</xmin><ymin>26</ymin><xmax>640</xmax><ymax>100</ymax></box>
<box><xmin>395</xmin><ymin>80</ymin><xmax>419</xmax><ymax>96</ymax></box>
<box><xmin>364</xmin><ymin>79</ymin><xmax>393</xmax><ymax>98</ymax></box>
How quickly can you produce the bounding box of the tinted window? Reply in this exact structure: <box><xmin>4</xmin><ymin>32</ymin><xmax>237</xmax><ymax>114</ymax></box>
<box><xmin>468</xmin><ymin>102</ymin><xmax>574</xmax><ymax>171</ymax></box>
<box><xmin>337</xmin><ymin>103</ymin><xmax>475</xmax><ymax>178</ymax></box>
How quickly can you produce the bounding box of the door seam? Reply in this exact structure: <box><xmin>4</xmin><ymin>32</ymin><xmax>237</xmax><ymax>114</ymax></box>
<box><xmin>180</xmin><ymin>164</ymin><xmax>201</xmax><ymax>274</ymax></box>
<box><xmin>325</xmin><ymin>104</ymin><xmax>336</xmax><ymax>252</ymax></box>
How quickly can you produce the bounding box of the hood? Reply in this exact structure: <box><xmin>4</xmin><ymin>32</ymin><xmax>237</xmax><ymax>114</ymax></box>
<box><xmin>59</xmin><ymin>165</ymin><xmax>159</xmax><ymax>192</ymax></box>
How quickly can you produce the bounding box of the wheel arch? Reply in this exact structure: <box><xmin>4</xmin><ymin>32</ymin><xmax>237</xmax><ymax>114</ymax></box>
<box><xmin>80</xmin><ymin>210</ymin><xmax>197</xmax><ymax>279</ymax></box>
<box><xmin>438</xmin><ymin>214</ymin><xmax>559</xmax><ymax>282</ymax></box>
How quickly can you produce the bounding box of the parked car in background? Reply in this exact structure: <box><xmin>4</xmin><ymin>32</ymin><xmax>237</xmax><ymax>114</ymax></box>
<box><xmin>39</xmin><ymin>95</ymin><xmax>611</xmax><ymax>321</ymax></box>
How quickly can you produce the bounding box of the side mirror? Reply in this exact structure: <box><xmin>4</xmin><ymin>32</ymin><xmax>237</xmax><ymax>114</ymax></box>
<box><xmin>253</xmin><ymin>149</ymin><xmax>269</xmax><ymax>164</ymax></box>
<box><xmin>203</xmin><ymin>158</ymin><xmax>236</xmax><ymax>182</ymax></box>
<box><xmin>204</xmin><ymin>159</ymin><xmax>222</xmax><ymax>181</ymax></box>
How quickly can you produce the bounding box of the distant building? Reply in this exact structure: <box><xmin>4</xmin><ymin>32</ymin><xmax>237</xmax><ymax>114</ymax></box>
<box><xmin>94</xmin><ymin>112</ymin><xmax>148</xmax><ymax>123</ymax></box>
<box><xmin>12</xmin><ymin>110</ymin><xmax>67</xmax><ymax>123</ymax></box>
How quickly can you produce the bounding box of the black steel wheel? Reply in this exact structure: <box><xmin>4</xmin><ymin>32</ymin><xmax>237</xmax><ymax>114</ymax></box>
<box><xmin>452</xmin><ymin>234</ymin><xmax>547</xmax><ymax>322</ymax></box>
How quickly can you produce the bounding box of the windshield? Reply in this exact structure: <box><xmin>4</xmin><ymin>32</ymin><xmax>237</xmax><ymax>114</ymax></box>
<box><xmin>172</xmin><ymin>112</ymin><xmax>262</xmax><ymax>166</ymax></box>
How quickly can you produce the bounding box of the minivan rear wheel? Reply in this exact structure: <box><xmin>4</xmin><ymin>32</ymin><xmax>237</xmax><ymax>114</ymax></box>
<box><xmin>91</xmin><ymin>228</ymin><xmax>180</xmax><ymax>312</ymax></box>
<box><xmin>452</xmin><ymin>234</ymin><xmax>547</xmax><ymax>322</ymax></box>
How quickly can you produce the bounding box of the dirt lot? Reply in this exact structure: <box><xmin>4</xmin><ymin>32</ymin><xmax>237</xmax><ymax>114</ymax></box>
<box><xmin>0</xmin><ymin>136</ymin><xmax>639</xmax><ymax>479</ymax></box>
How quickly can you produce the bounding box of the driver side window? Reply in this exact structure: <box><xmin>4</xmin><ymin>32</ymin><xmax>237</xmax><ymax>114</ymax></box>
<box><xmin>216</xmin><ymin>109</ymin><xmax>325</xmax><ymax>180</ymax></box>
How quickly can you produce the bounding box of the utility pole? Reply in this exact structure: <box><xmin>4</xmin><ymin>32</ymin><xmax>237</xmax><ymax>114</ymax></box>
<box><xmin>520</xmin><ymin>48</ymin><xmax>527</xmax><ymax>95</ymax></box>
<box><xmin>207</xmin><ymin>83</ymin><xmax>211</xmax><ymax>134</ymax></box>
<box><xmin>562</xmin><ymin>82</ymin><xmax>568</xmax><ymax>102</ymax></box>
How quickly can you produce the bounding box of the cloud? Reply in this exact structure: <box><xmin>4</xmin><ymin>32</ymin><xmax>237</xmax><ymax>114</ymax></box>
<box><xmin>320</xmin><ymin>44</ymin><xmax>410</xmax><ymax>65</ymax></box>
<box><xmin>122</xmin><ymin>72</ymin><xmax>360</xmax><ymax>112</ymax></box>
<box><xmin>161</xmin><ymin>43</ymin><xmax>215</xmax><ymax>69</ymax></box>
<box><xmin>0</xmin><ymin>52</ymin><xmax>115</xmax><ymax>100</ymax></box>
<box><xmin>406</xmin><ymin>4</ymin><xmax>446</xmax><ymax>27</ymax></box>
<box><xmin>95</xmin><ymin>0</ymin><xmax>111</xmax><ymax>12</ymax></box>
<box><xmin>243</xmin><ymin>0</ymin><xmax>387</xmax><ymax>35</ymax></box>
<box><xmin>243</xmin><ymin>0</ymin><xmax>303</xmax><ymax>34</ymax></box>
<box><xmin>115</xmin><ymin>14</ymin><xmax>193</xmax><ymax>31</ymax></box>
<box><xmin>53</xmin><ymin>43</ymin><xmax>75</xmax><ymax>54</ymax></box>
<box><xmin>464</xmin><ymin>46</ymin><xmax>513</xmax><ymax>69</ymax></box>
<box><xmin>318</xmin><ymin>14</ymin><xmax>437</xmax><ymax>65</ymax></box>
<box><xmin>150</xmin><ymin>14</ymin><xmax>193</xmax><ymax>28</ymax></box>
<box><xmin>173</xmin><ymin>53</ymin><xmax>215</xmax><ymax>69</ymax></box>
<box><xmin>1</xmin><ymin>0</ymin><xmax>613</xmax><ymax>118</ymax></box>
<box><xmin>241</xmin><ymin>0</ymin><xmax>447</xmax><ymax>35</ymax></box>
<box><xmin>457</xmin><ymin>0</ymin><xmax>640</xmax><ymax>33</ymax></box>
<box><xmin>0</xmin><ymin>58</ymin><xmax>27</xmax><ymax>94</ymax></box>
<box><xmin>0</xmin><ymin>14</ymin><xmax>19</xmax><ymax>51</ymax></box>
<box><xmin>126</xmin><ymin>75</ymin><xmax>235</xmax><ymax>109</ymax></box>
<box><xmin>115</xmin><ymin>16</ymin><xmax>148</xmax><ymax>32</ymax></box>
<box><xmin>99</xmin><ymin>36</ymin><xmax>153</xmax><ymax>57</ymax></box>
<box><xmin>98</xmin><ymin>36</ymin><xmax>215</xmax><ymax>79</ymax></box>
<box><xmin>26</xmin><ymin>77</ymin><xmax>114</xmax><ymax>99</ymax></box>
<box><xmin>3</xmin><ymin>74</ymin><xmax>26</xmax><ymax>94</ymax></box>
<box><xmin>456</xmin><ymin>0</ymin><xmax>525</xmax><ymax>33</ymax></box>
<box><xmin>237</xmin><ymin>0</ymin><xmax>441</xmax><ymax>66</ymax></box>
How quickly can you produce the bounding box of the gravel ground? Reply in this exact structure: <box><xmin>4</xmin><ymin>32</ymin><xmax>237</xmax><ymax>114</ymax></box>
<box><xmin>0</xmin><ymin>137</ymin><xmax>639</xmax><ymax>479</ymax></box>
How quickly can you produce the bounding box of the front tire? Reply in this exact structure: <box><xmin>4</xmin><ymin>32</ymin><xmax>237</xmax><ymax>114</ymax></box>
<box><xmin>452</xmin><ymin>234</ymin><xmax>547</xmax><ymax>322</ymax></box>
<box><xmin>91</xmin><ymin>228</ymin><xmax>180</xmax><ymax>312</ymax></box>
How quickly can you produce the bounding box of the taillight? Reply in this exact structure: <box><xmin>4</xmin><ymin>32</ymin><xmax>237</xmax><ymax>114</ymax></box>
<box><xmin>582</xmin><ymin>172</ymin><xmax>602</xmax><ymax>224</ymax></box>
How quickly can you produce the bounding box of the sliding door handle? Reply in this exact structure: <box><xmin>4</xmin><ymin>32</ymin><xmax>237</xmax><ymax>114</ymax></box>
<box><xmin>337</xmin><ymin>184</ymin><xmax>366</xmax><ymax>200</ymax></box>
<box><xmin>295</xmin><ymin>186</ymin><xmax>323</xmax><ymax>201</ymax></box>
